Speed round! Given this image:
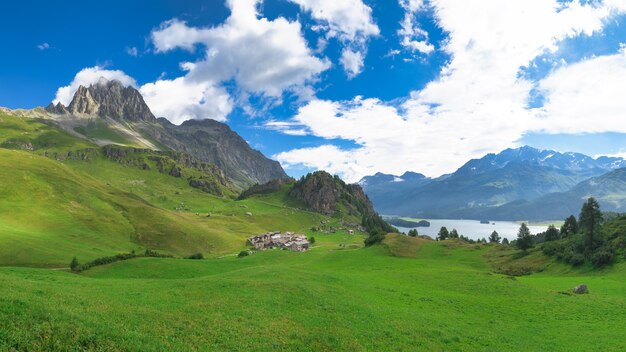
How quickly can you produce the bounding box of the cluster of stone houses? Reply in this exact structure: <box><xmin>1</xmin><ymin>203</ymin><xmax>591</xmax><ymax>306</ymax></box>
<box><xmin>248</xmin><ymin>231</ymin><xmax>310</xmax><ymax>252</ymax></box>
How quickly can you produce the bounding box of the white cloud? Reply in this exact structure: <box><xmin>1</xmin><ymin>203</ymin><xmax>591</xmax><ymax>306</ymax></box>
<box><xmin>53</xmin><ymin>66</ymin><xmax>137</xmax><ymax>105</ymax></box>
<box><xmin>532</xmin><ymin>51</ymin><xmax>626</xmax><ymax>134</ymax></box>
<box><xmin>126</xmin><ymin>46</ymin><xmax>138</xmax><ymax>57</ymax></box>
<box><xmin>140</xmin><ymin>77</ymin><xmax>233</xmax><ymax>123</ymax></box>
<box><xmin>289</xmin><ymin>0</ymin><xmax>379</xmax><ymax>77</ymax></box>
<box><xmin>398</xmin><ymin>0</ymin><xmax>434</xmax><ymax>54</ymax></box>
<box><xmin>149</xmin><ymin>0</ymin><xmax>330</xmax><ymax>118</ymax></box>
<box><xmin>37</xmin><ymin>42</ymin><xmax>50</xmax><ymax>50</ymax></box>
<box><xmin>340</xmin><ymin>49</ymin><xmax>365</xmax><ymax>78</ymax></box>
<box><xmin>272</xmin><ymin>0</ymin><xmax>626</xmax><ymax>182</ymax></box>
<box><xmin>288</xmin><ymin>0</ymin><xmax>379</xmax><ymax>41</ymax></box>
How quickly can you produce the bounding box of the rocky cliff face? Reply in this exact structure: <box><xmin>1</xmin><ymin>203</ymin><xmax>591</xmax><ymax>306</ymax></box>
<box><xmin>46</xmin><ymin>80</ymin><xmax>155</xmax><ymax>122</ymax></box>
<box><xmin>289</xmin><ymin>171</ymin><xmax>374</xmax><ymax>216</ymax></box>
<box><xmin>146</xmin><ymin>118</ymin><xmax>289</xmax><ymax>188</ymax></box>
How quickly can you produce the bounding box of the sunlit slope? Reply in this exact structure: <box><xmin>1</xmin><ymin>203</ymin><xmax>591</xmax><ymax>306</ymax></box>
<box><xmin>0</xmin><ymin>149</ymin><xmax>325</xmax><ymax>266</ymax></box>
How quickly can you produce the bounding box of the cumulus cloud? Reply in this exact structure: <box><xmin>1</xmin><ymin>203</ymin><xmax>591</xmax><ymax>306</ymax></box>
<box><xmin>146</xmin><ymin>0</ymin><xmax>329</xmax><ymax>122</ymax></box>
<box><xmin>531</xmin><ymin>51</ymin><xmax>626</xmax><ymax>134</ymax></box>
<box><xmin>53</xmin><ymin>66</ymin><xmax>137</xmax><ymax>105</ymax></box>
<box><xmin>398</xmin><ymin>0</ymin><xmax>434</xmax><ymax>54</ymax></box>
<box><xmin>340</xmin><ymin>49</ymin><xmax>365</xmax><ymax>78</ymax></box>
<box><xmin>288</xmin><ymin>0</ymin><xmax>379</xmax><ymax>41</ymax></box>
<box><xmin>140</xmin><ymin>77</ymin><xmax>232</xmax><ymax>123</ymax></box>
<box><xmin>37</xmin><ymin>42</ymin><xmax>50</xmax><ymax>50</ymax></box>
<box><xmin>289</xmin><ymin>0</ymin><xmax>379</xmax><ymax>77</ymax></box>
<box><xmin>272</xmin><ymin>0</ymin><xmax>626</xmax><ymax>181</ymax></box>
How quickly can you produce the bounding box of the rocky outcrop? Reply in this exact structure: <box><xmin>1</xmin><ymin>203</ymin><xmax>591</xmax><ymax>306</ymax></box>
<box><xmin>146</xmin><ymin>118</ymin><xmax>289</xmax><ymax>188</ymax></box>
<box><xmin>45</xmin><ymin>102</ymin><xmax>69</xmax><ymax>114</ymax></box>
<box><xmin>46</xmin><ymin>79</ymin><xmax>155</xmax><ymax>122</ymax></box>
<box><xmin>288</xmin><ymin>171</ymin><xmax>374</xmax><ymax>216</ymax></box>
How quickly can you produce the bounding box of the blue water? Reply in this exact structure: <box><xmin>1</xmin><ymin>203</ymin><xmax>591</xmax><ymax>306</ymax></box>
<box><xmin>396</xmin><ymin>219</ymin><xmax>551</xmax><ymax>241</ymax></box>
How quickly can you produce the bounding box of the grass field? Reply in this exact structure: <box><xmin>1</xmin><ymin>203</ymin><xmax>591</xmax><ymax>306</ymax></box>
<box><xmin>0</xmin><ymin>147</ymin><xmax>333</xmax><ymax>267</ymax></box>
<box><xmin>1</xmin><ymin>237</ymin><xmax>624</xmax><ymax>351</ymax></box>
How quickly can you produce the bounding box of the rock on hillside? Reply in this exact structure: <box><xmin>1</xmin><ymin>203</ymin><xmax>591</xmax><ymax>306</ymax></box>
<box><xmin>46</xmin><ymin>79</ymin><xmax>155</xmax><ymax>122</ymax></box>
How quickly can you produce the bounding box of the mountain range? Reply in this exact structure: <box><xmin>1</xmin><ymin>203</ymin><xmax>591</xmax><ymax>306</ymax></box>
<box><xmin>360</xmin><ymin>146</ymin><xmax>626</xmax><ymax>220</ymax></box>
<box><xmin>32</xmin><ymin>79</ymin><xmax>287</xmax><ymax>188</ymax></box>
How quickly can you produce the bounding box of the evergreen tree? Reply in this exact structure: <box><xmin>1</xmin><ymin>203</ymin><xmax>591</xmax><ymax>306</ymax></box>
<box><xmin>408</xmin><ymin>229</ymin><xmax>418</xmax><ymax>237</ymax></box>
<box><xmin>489</xmin><ymin>231</ymin><xmax>501</xmax><ymax>243</ymax></box>
<box><xmin>579</xmin><ymin>197</ymin><xmax>603</xmax><ymax>255</ymax></box>
<box><xmin>70</xmin><ymin>257</ymin><xmax>79</xmax><ymax>272</ymax></box>
<box><xmin>544</xmin><ymin>225</ymin><xmax>560</xmax><ymax>242</ymax></box>
<box><xmin>560</xmin><ymin>215</ymin><xmax>579</xmax><ymax>237</ymax></box>
<box><xmin>437</xmin><ymin>226</ymin><xmax>449</xmax><ymax>241</ymax></box>
<box><xmin>449</xmin><ymin>229</ymin><xmax>459</xmax><ymax>239</ymax></box>
<box><xmin>516</xmin><ymin>223</ymin><xmax>534</xmax><ymax>252</ymax></box>
<box><xmin>502</xmin><ymin>237</ymin><xmax>510</xmax><ymax>245</ymax></box>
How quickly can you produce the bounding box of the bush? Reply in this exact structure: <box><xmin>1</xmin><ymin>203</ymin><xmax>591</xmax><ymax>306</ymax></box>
<box><xmin>308</xmin><ymin>236</ymin><xmax>316</xmax><ymax>244</ymax></box>
<box><xmin>566</xmin><ymin>252</ymin><xmax>585</xmax><ymax>266</ymax></box>
<box><xmin>238</xmin><ymin>251</ymin><xmax>249</xmax><ymax>258</ymax></box>
<box><xmin>144</xmin><ymin>249</ymin><xmax>174</xmax><ymax>258</ymax></box>
<box><xmin>542</xmin><ymin>241</ymin><xmax>563</xmax><ymax>256</ymax></box>
<box><xmin>186</xmin><ymin>253</ymin><xmax>204</xmax><ymax>260</ymax></box>
<box><xmin>591</xmin><ymin>248</ymin><xmax>615</xmax><ymax>267</ymax></box>
<box><xmin>364</xmin><ymin>230</ymin><xmax>386</xmax><ymax>247</ymax></box>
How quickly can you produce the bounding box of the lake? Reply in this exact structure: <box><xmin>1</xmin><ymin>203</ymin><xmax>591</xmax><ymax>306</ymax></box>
<box><xmin>395</xmin><ymin>219</ymin><xmax>553</xmax><ymax>241</ymax></box>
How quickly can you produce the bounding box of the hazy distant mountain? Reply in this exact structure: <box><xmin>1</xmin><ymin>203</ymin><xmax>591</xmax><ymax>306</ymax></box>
<box><xmin>43</xmin><ymin>79</ymin><xmax>288</xmax><ymax>187</ymax></box>
<box><xmin>453</xmin><ymin>168</ymin><xmax>626</xmax><ymax>220</ymax></box>
<box><xmin>359</xmin><ymin>172</ymin><xmax>433</xmax><ymax>213</ymax></box>
<box><xmin>360</xmin><ymin>146</ymin><xmax>626</xmax><ymax>219</ymax></box>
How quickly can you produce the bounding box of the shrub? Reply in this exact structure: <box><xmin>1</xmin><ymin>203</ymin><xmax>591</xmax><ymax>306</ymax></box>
<box><xmin>542</xmin><ymin>241</ymin><xmax>563</xmax><ymax>256</ymax></box>
<box><xmin>308</xmin><ymin>236</ymin><xmax>316</xmax><ymax>244</ymax></box>
<box><xmin>591</xmin><ymin>248</ymin><xmax>615</xmax><ymax>267</ymax></box>
<box><xmin>364</xmin><ymin>230</ymin><xmax>386</xmax><ymax>247</ymax></box>
<box><xmin>186</xmin><ymin>253</ymin><xmax>204</xmax><ymax>260</ymax></box>
<box><xmin>567</xmin><ymin>252</ymin><xmax>585</xmax><ymax>266</ymax></box>
<box><xmin>238</xmin><ymin>251</ymin><xmax>249</xmax><ymax>258</ymax></box>
<box><xmin>144</xmin><ymin>249</ymin><xmax>173</xmax><ymax>258</ymax></box>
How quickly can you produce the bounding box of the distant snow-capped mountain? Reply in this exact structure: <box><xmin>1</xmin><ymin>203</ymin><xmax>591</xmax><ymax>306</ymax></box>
<box><xmin>359</xmin><ymin>146</ymin><xmax>625</xmax><ymax>220</ymax></box>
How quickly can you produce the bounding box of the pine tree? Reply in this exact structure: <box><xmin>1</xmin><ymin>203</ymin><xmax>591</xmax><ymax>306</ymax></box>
<box><xmin>516</xmin><ymin>223</ymin><xmax>534</xmax><ymax>252</ymax></box>
<box><xmin>70</xmin><ymin>257</ymin><xmax>79</xmax><ymax>272</ymax></box>
<box><xmin>560</xmin><ymin>215</ymin><xmax>578</xmax><ymax>237</ymax></box>
<box><xmin>437</xmin><ymin>227</ymin><xmax>449</xmax><ymax>241</ymax></box>
<box><xmin>579</xmin><ymin>197</ymin><xmax>602</xmax><ymax>255</ymax></box>
<box><xmin>489</xmin><ymin>230</ymin><xmax>501</xmax><ymax>243</ymax></box>
<box><xmin>449</xmin><ymin>229</ymin><xmax>459</xmax><ymax>239</ymax></box>
<box><xmin>544</xmin><ymin>225</ymin><xmax>560</xmax><ymax>242</ymax></box>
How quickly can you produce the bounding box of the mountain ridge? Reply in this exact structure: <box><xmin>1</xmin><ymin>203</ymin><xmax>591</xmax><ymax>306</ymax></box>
<box><xmin>360</xmin><ymin>146</ymin><xmax>626</xmax><ymax>219</ymax></box>
<box><xmin>36</xmin><ymin>79</ymin><xmax>288</xmax><ymax>187</ymax></box>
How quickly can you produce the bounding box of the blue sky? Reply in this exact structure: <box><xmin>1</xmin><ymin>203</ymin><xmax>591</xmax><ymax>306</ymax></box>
<box><xmin>1</xmin><ymin>0</ymin><xmax>625</xmax><ymax>181</ymax></box>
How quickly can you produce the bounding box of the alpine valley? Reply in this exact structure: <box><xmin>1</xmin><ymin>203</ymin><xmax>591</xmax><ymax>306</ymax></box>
<box><xmin>360</xmin><ymin>146</ymin><xmax>626</xmax><ymax>220</ymax></box>
<box><xmin>1</xmin><ymin>80</ymin><xmax>625</xmax><ymax>352</ymax></box>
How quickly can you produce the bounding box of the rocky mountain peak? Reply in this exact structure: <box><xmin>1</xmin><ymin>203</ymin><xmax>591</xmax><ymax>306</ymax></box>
<box><xmin>46</xmin><ymin>79</ymin><xmax>156</xmax><ymax>122</ymax></box>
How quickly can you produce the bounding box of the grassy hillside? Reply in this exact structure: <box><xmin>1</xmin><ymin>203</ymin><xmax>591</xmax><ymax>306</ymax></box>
<box><xmin>0</xmin><ymin>240</ymin><xmax>624</xmax><ymax>351</ymax></box>
<box><xmin>0</xmin><ymin>148</ymin><xmax>333</xmax><ymax>267</ymax></box>
<box><xmin>0</xmin><ymin>112</ymin><xmax>342</xmax><ymax>267</ymax></box>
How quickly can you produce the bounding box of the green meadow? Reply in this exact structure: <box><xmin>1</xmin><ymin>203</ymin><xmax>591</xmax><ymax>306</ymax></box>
<box><xmin>1</xmin><ymin>237</ymin><xmax>625</xmax><ymax>351</ymax></box>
